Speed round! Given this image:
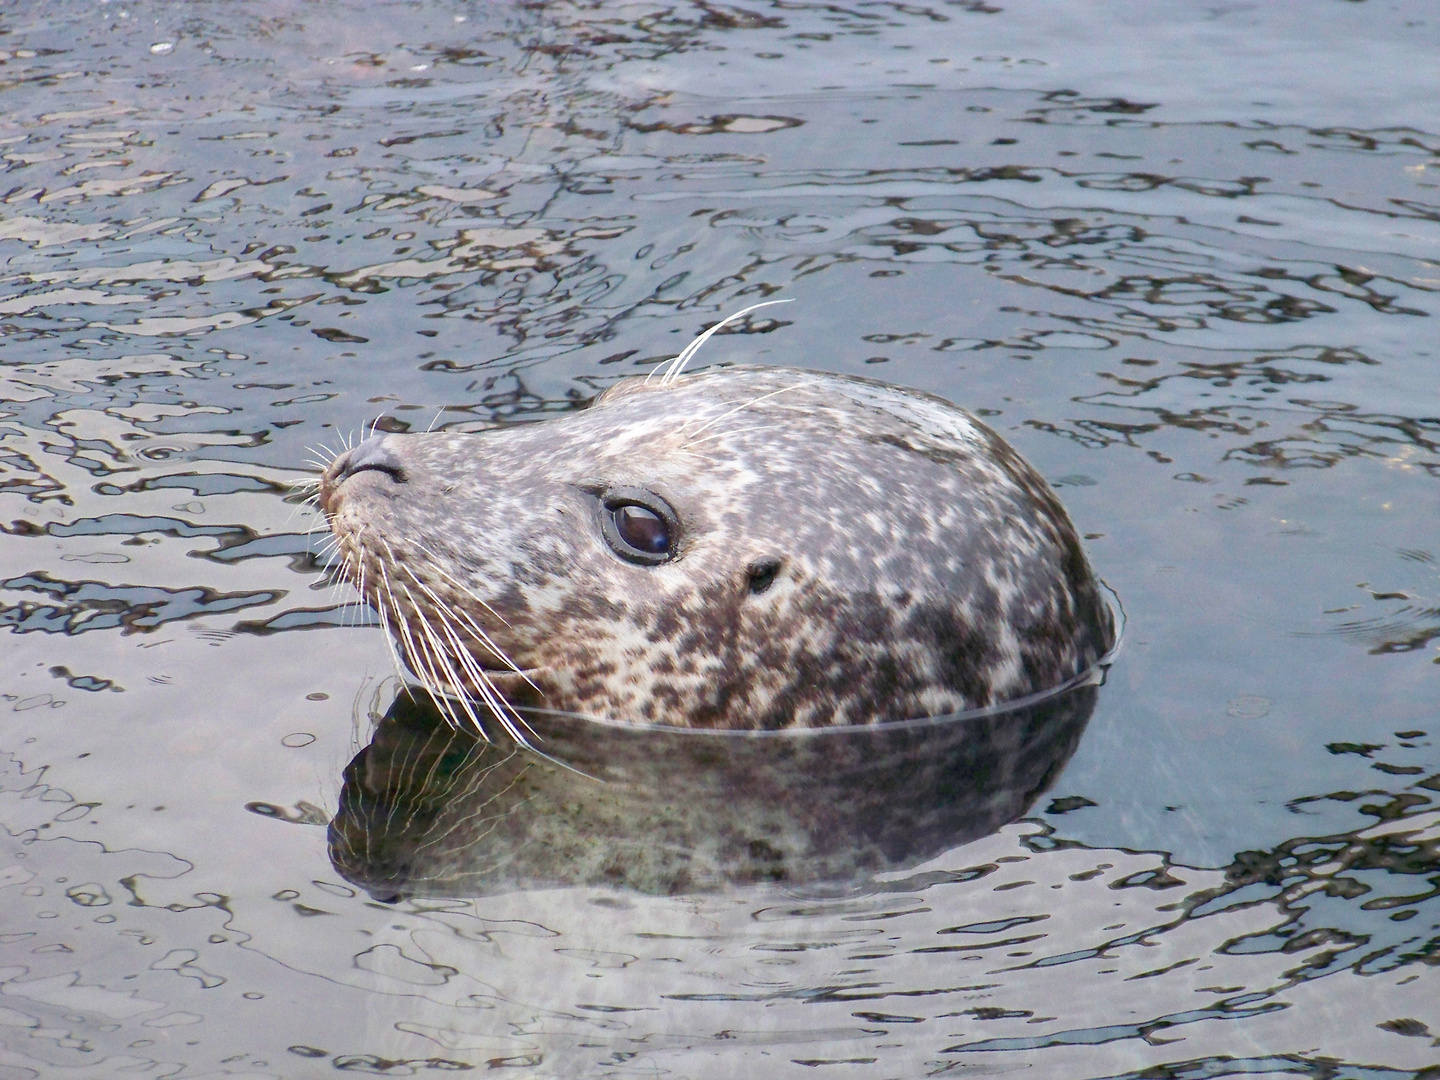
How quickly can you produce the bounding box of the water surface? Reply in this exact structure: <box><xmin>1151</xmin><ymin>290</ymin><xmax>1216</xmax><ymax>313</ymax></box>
<box><xmin>2</xmin><ymin>2</ymin><xmax>1438</xmax><ymax>1076</ymax></box>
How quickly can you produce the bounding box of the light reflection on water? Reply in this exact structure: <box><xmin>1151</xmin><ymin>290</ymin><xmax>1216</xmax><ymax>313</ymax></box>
<box><xmin>1</xmin><ymin>1</ymin><xmax>1438</xmax><ymax>1076</ymax></box>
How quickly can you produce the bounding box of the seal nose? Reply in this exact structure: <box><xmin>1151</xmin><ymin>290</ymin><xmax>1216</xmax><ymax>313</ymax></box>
<box><xmin>331</xmin><ymin>435</ymin><xmax>407</xmax><ymax>485</ymax></box>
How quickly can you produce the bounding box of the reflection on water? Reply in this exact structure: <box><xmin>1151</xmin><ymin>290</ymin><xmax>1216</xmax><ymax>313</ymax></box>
<box><xmin>331</xmin><ymin>680</ymin><xmax>1098</xmax><ymax>898</ymax></box>
<box><xmin>2</xmin><ymin>0</ymin><xmax>1439</xmax><ymax>1075</ymax></box>
<box><xmin>1</xmin><ymin>667</ymin><xmax>1437</xmax><ymax>1076</ymax></box>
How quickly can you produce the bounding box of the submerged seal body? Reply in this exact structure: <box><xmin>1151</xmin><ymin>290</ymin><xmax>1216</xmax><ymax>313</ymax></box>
<box><xmin>319</xmin><ymin>365</ymin><xmax>1112</xmax><ymax>732</ymax></box>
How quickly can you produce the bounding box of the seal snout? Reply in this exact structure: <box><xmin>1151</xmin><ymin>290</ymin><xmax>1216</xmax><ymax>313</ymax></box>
<box><xmin>334</xmin><ymin>435</ymin><xmax>407</xmax><ymax>485</ymax></box>
<box><xmin>321</xmin><ymin>435</ymin><xmax>408</xmax><ymax>514</ymax></box>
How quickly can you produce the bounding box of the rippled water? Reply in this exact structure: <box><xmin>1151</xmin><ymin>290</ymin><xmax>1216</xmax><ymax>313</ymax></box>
<box><xmin>2</xmin><ymin>2</ymin><xmax>1439</xmax><ymax>1076</ymax></box>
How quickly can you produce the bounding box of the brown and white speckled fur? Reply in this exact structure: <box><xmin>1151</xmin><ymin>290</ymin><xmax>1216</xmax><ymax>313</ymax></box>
<box><xmin>319</xmin><ymin>366</ymin><xmax>1112</xmax><ymax>731</ymax></box>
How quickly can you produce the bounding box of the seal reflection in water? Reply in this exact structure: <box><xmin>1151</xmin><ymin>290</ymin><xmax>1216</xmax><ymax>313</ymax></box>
<box><xmin>317</xmin><ymin>316</ymin><xmax>1113</xmax><ymax>736</ymax></box>
<box><xmin>329</xmin><ymin>680</ymin><xmax>1100</xmax><ymax>898</ymax></box>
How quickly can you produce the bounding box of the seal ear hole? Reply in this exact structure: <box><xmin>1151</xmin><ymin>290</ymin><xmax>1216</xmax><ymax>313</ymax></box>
<box><xmin>747</xmin><ymin>558</ymin><xmax>783</xmax><ymax>595</ymax></box>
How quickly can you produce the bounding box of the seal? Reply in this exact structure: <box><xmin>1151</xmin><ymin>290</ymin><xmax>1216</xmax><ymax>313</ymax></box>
<box><xmin>317</xmin><ymin>321</ymin><xmax>1113</xmax><ymax>735</ymax></box>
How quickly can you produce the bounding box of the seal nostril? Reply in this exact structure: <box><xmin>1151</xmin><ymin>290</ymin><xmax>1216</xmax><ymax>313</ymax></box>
<box><xmin>336</xmin><ymin>435</ymin><xmax>407</xmax><ymax>484</ymax></box>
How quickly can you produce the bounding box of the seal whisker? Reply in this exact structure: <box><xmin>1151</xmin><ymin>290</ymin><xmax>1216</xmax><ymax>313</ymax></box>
<box><xmin>681</xmin><ymin>383</ymin><xmax>807</xmax><ymax>443</ymax></box>
<box><xmin>354</xmin><ymin>555</ymin><xmax>374</xmax><ymax>620</ymax></box>
<box><xmin>339</xmin><ymin>577</ymin><xmax>366</xmax><ymax>626</ymax></box>
<box><xmin>403</xmin><ymin>540</ymin><xmax>517</xmax><ymax>631</ymax></box>
<box><xmin>293</xmin><ymin>495</ymin><xmax>322</xmax><ymax>520</ymax></box>
<box><xmin>397</xmin><ymin>559</ymin><xmax>535</xmax><ymax>690</ymax></box>
<box><xmin>343</xmin><ymin>545</ymin><xmax>366</xmax><ymax>625</ymax></box>
<box><xmin>312</xmin><ymin>533</ymin><xmax>347</xmax><ymax>590</ymax></box>
<box><xmin>401</xmin><ymin>591</ymin><xmax>534</xmax><ymax>743</ymax></box>
<box><xmin>311</xmin><ymin>554</ymin><xmax>342</xmax><ymax>593</ymax></box>
<box><xmin>316</xmin><ymin>551</ymin><xmax>345</xmax><ymax>591</ymax></box>
<box><xmin>344</xmin><ymin>557</ymin><xmax>364</xmax><ymax>628</ymax></box>
<box><xmin>387</xmin><ymin>594</ymin><xmax>451</xmax><ymax>712</ymax></box>
<box><xmin>407</xmin><ymin>599</ymin><xmax>482</xmax><ymax>718</ymax></box>
<box><xmin>678</xmin><ymin>425</ymin><xmax>775</xmax><ymax>452</ymax></box>
<box><xmin>419</xmin><ymin>615</ymin><xmax>531</xmax><ymax>746</ymax></box>
<box><xmin>424</xmin><ymin>619</ymin><xmax>534</xmax><ymax>745</ymax></box>
<box><xmin>280</xmin><ymin>491</ymin><xmax>322</xmax><ymax>533</ymax></box>
<box><xmin>349</xmin><ymin>529</ymin><xmax>432</xmax><ymax>688</ymax></box>
<box><xmin>392</xmin><ymin>599</ymin><xmax>462</xmax><ymax>730</ymax></box>
<box><xmin>369</xmin><ymin>585</ymin><xmax>414</xmax><ymax>693</ymax></box>
<box><xmin>379</xmin><ymin>541</ymin><xmax>528</xmax><ymax>744</ymax></box>
<box><xmin>403</xmin><ymin>588</ymin><xmax>492</xmax><ymax>737</ymax></box>
<box><xmin>648</xmin><ymin>298</ymin><xmax>794</xmax><ymax>386</ymax></box>
<box><xmin>417</xmin><ymin>595</ymin><xmax>536</xmax><ymax>748</ymax></box>
<box><xmin>424</xmin><ymin>599</ymin><xmax>539</xmax><ymax>746</ymax></box>
<box><xmin>375</xmin><ymin>559</ymin><xmax>439</xmax><ymax>696</ymax></box>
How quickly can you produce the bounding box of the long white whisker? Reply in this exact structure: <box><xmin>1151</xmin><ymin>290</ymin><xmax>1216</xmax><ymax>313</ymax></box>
<box><xmin>405</xmin><ymin>539</ymin><xmax>515</xmax><ymax>630</ymax></box>
<box><xmin>317</xmin><ymin>526</ymin><xmax>351</xmax><ymax>585</ymax></box>
<box><xmin>371</xmin><ymin>589</ymin><xmax>412</xmax><ymax>690</ymax></box>
<box><xmin>678</xmin><ymin>425</ymin><xmax>775</xmax><ymax>451</ymax></box>
<box><xmin>378</xmin><ymin>543</ymin><xmax>488</xmax><ymax>738</ymax></box>
<box><xmin>391</xmin><ymin>591</ymin><xmax>460</xmax><ymax>728</ymax></box>
<box><xmin>398</xmin><ymin>562</ymin><xmax>534</xmax><ymax>690</ymax></box>
<box><xmin>646</xmin><ymin>298</ymin><xmax>794</xmax><ymax>386</ymax></box>
<box><xmin>342</xmin><ymin>556</ymin><xmax>363</xmax><ymax>626</ymax></box>
<box><xmin>404</xmin><ymin>575</ymin><xmax>538</xmax><ymax>746</ymax></box>
<box><xmin>392</xmin><ymin>560</ymin><xmax>537</xmax><ymax>744</ymax></box>
<box><xmin>403</xmin><ymin>586</ymin><xmax>490</xmax><ymax>737</ymax></box>
<box><xmin>376</xmin><ymin>560</ymin><xmax>436</xmax><ymax>693</ymax></box>
<box><xmin>683</xmin><ymin>383</ymin><xmax>806</xmax><ymax>442</ymax></box>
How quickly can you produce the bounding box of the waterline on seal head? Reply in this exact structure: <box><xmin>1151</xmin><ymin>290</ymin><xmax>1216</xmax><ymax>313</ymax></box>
<box><xmin>501</xmin><ymin>581</ymin><xmax>1124</xmax><ymax>740</ymax></box>
<box><xmin>317</xmin><ymin>306</ymin><xmax>1117</xmax><ymax>738</ymax></box>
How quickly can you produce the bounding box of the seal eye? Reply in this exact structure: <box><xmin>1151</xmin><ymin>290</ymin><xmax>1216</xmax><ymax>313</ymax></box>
<box><xmin>598</xmin><ymin>488</ymin><xmax>680</xmax><ymax>565</ymax></box>
<box><xmin>614</xmin><ymin>504</ymin><xmax>669</xmax><ymax>553</ymax></box>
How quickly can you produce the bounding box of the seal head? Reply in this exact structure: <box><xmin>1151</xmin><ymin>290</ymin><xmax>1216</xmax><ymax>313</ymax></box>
<box><xmin>319</xmin><ymin>366</ymin><xmax>1112</xmax><ymax>731</ymax></box>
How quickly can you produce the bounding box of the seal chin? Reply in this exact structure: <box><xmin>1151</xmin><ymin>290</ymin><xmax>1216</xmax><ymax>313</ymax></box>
<box><xmin>320</xmin><ymin>365</ymin><xmax>1114</xmax><ymax>733</ymax></box>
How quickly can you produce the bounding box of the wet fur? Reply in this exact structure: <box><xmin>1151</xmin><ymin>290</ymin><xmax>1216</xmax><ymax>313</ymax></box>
<box><xmin>319</xmin><ymin>366</ymin><xmax>1113</xmax><ymax>731</ymax></box>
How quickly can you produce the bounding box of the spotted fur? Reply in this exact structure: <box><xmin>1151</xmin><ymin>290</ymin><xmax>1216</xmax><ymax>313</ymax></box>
<box><xmin>319</xmin><ymin>366</ymin><xmax>1113</xmax><ymax>731</ymax></box>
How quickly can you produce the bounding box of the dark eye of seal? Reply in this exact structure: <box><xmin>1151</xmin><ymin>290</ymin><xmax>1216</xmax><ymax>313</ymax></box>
<box><xmin>598</xmin><ymin>488</ymin><xmax>680</xmax><ymax>565</ymax></box>
<box><xmin>616</xmin><ymin>505</ymin><xmax>667</xmax><ymax>551</ymax></box>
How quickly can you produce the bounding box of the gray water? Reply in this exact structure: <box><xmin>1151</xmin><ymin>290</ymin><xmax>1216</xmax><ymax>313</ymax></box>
<box><xmin>2</xmin><ymin>1</ymin><xmax>1439</xmax><ymax>1076</ymax></box>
